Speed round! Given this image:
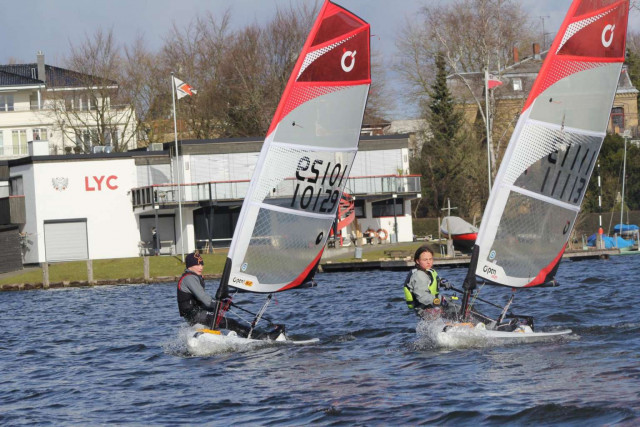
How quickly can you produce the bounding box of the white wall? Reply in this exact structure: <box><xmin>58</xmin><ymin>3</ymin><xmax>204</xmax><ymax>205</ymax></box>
<box><xmin>29</xmin><ymin>158</ymin><xmax>140</xmax><ymax>261</ymax></box>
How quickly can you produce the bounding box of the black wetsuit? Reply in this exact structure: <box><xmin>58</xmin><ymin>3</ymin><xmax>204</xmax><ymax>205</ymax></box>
<box><xmin>177</xmin><ymin>270</ymin><xmax>250</xmax><ymax>336</ymax></box>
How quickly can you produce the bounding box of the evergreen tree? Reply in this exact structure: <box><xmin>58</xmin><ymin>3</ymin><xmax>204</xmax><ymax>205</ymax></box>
<box><xmin>417</xmin><ymin>52</ymin><xmax>483</xmax><ymax>216</ymax></box>
<box><xmin>626</xmin><ymin>46</ymin><xmax>640</xmax><ymax>113</ymax></box>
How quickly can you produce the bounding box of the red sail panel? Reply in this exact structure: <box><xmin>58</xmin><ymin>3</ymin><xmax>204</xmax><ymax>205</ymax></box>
<box><xmin>267</xmin><ymin>0</ymin><xmax>370</xmax><ymax>136</ymax></box>
<box><xmin>523</xmin><ymin>0</ymin><xmax>628</xmax><ymax>113</ymax></box>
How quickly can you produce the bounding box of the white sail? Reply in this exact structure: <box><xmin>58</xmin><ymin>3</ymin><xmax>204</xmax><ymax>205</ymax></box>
<box><xmin>222</xmin><ymin>1</ymin><xmax>370</xmax><ymax>293</ymax></box>
<box><xmin>474</xmin><ymin>0</ymin><xmax>629</xmax><ymax>288</ymax></box>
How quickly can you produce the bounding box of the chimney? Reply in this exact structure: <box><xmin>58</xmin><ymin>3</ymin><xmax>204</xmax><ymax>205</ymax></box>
<box><xmin>513</xmin><ymin>46</ymin><xmax>519</xmax><ymax>64</ymax></box>
<box><xmin>37</xmin><ymin>51</ymin><xmax>46</xmax><ymax>83</ymax></box>
<box><xmin>533</xmin><ymin>43</ymin><xmax>541</xmax><ymax>60</ymax></box>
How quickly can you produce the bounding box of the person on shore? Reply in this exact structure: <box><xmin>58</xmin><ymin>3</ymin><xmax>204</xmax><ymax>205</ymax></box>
<box><xmin>176</xmin><ymin>252</ymin><xmax>284</xmax><ymax>339</ymax></box>
<box><xmin>403</xmin><ymin>245</ymin><xmax>454</xmax><ymax>319</ymax></box>
<box><xmin>151</xmin><ymin>227</ymin><xmax>159</xmax><ymax>256</ymax></box>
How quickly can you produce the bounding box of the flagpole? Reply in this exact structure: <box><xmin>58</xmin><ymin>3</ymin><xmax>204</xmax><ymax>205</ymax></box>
<box><xmin>484</xmin><ymin>67</ymin><xmax>492</xmax><ymax>195</ymax></box>
<box><xmin>171</xmin><ymin>72</ymin><xmax>186</xmax><ymax>262</ymax></box>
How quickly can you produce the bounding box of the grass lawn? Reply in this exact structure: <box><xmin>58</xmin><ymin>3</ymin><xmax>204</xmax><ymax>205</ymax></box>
<box><xmin>0</xmin><ymin>252</ymin><xmax>229</xmax><ymax>286</ymax></box>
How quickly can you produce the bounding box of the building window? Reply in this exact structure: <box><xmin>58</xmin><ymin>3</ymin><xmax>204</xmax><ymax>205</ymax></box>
<box><xmin>354</xmin><ymin>199</ymin><xmax>365</xmax><ymax>218</ymax></box>
<box><xmin>30</xmin><ymin>93</ymin><xmax>39</xmax><ymax>110</ymax></box>
<box><xmin>0</xmin><ymin>94</ymin><xmax>14</xmax><ymax>111</ymax></box>
<box><xmin>10</xmin><ymin>176</ymin><xmax>23</xmax><ymax>196</ymax></box>
<box><xmin>512</xmin><ymin>78</ymin><xmax>522</xmax><ymax>91</ymax></box>
<box><xmin>610</xmin><ymin>107</ymin><xmax>625</xmax><ymax>132</ymax></box>
<box><xmin>75</xmin><ymin>129</ymin><xmax>98</xmax><ymax>151</ymax></box>
<box><xmin>12</xmin><ymin>130</ymin><xmax>27</xmax><ymax>155</ymax></box>
<box><xmin>32</xmin><ymin>128</ymin><xmax>47</xmax><ymax>141</ymax></box>
<box><xmin>104</xmin><ymin>128</ymin><xmax>119</xmax><ymax>146</ymax></box>
<box><xmin>372</xmin><ymin>198</ymin><xmax>404</xmax><ymax>217</ymax></box>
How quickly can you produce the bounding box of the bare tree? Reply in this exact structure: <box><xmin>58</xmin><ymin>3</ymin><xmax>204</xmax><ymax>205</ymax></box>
<box><xmin>397</xmin><ymin>0</ymin><xmax>537</xmax><ymax>186</ymax></box>
<box><xmin>44</xmin><ymin>29</ymin><xmax>139</xmax><ymax>153</ymax></box>
<box><xmin>121</xmin><ymin>36</ymin><xmax>166</xmax><ymax>145</ymax></box>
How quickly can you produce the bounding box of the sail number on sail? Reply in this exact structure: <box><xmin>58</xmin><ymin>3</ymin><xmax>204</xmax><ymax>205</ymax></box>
<box><xmin>538</xmin><ymin>143</ymin><xmax>596</xmax><ymax>205</ymax></box>
<box><xmin>291</xmin><ymin>156</ymin><xmax>350</xmax><ymax>213</ymax></box>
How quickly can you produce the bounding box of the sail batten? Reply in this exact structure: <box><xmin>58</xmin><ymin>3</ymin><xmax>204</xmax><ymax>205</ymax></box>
<box><xmin>222</xmin><ymin>0</ymin><xmax>370</xmax><ymax>294</ymax></box>
<box><xmin>472</xmin><ymin>0</ymin><xmax>629</xmax><ymax>289</ymax></box>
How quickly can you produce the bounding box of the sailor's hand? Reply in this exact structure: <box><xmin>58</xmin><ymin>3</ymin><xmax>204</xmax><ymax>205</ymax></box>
<box><xmin>433</xmin><ymin>297</ymin><xmax>441</xmax><ymax>306</ymax></box>
<box><xmin>439</xmin><ymin>278</ymin><xmax>451</xmax><ymax>290</ymax></box>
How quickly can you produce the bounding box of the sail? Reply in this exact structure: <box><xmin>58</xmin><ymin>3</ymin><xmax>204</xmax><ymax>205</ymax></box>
<box><xmin>473</xmin><ymin>0</ymin><xmax>629</xmax><ymax>288</ymax></box>
<box><xmin>222</xmin><ymin>0</ymin><xmax>370</xmax><ymax>293</ymax></box>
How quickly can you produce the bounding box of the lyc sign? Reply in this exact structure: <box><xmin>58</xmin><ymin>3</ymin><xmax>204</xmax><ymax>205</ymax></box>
<box><xmin>85</xmin><ymin>175</ymin><xmax>118</xmax><ymax>191</ymax></box>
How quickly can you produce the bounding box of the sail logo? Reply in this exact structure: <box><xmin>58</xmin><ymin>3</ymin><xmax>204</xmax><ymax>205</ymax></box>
<box><xmin>341</xmin><ymin>50</ymin><xmax>356</xmax><ymax>72</ymax></box>
<box><xmin>482</xmin><ymin>265</ymin><xmax>497</xmax><ymax>278</ymax></box>
<box><xmin>602</xmin><ymin>24</ymin><xmax>615</xmax><ymax>48</ymax></box>
<box><xmin>489</xmin><ymin>250</ymin><xmax>496</xmax><ymax>260</ymax></box>
<box><xmin>241</xmin><ymin>263</ymin><xmax>248</xmax><ymax>272</ymax></box>
<box><xmin>232</xmin><ymin>276</ymin><xmax>252</xmax><ymax>287</ymax></box>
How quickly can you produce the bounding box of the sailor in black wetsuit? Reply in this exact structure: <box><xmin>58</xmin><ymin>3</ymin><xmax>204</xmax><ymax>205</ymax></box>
<box><xmin>177</xmin><ymin>252</ymin><xmax>251</xmax><ymax>336</ymax></box>
<box><xmin>177</xmin><ymin>252</ymin><xmax>285</xmax><ymax>339</ymax></box>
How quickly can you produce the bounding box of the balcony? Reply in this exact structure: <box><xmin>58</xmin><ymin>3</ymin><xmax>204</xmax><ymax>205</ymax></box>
<box><xmin>0</xmin><ymin>196</ymin><xmax>26</xmax><ymax>225</ymax></box>
<box><xmin>0</xmin><ymin>143</ymin><xmax>29</xmax><ymax>157</ymax></box>
<box><xmin>131</xmin><ymin>175</ymin><xmax>421</xmax><ymax>210</ymax></box>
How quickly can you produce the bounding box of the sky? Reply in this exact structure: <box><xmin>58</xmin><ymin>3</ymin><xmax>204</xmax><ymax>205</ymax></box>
<box><xmin>1</xmin><ymin>0</ymin><xmax>638</xmax><ymax>118</ymax></box>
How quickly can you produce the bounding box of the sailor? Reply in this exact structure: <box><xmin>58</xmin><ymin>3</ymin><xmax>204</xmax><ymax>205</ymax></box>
<box><xmin>177</xmin><ymin>252</ymin><xmax>284</xmax><ymax>339</ymax></box>
<box><xmin>403</xmin><ymin>245</ymin><xmax>454</xmax><ymax>319</ymax></box>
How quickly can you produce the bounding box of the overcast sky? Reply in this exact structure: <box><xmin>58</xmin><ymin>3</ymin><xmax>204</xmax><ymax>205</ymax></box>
<box><xmin>1</xmin><ymin>0</ymin><xmax>637</xmax><ymax>118</ymax></box>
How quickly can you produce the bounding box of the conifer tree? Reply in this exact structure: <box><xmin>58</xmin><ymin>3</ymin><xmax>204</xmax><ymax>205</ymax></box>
<box><xmin>417</xmin><ymin>52</ymin><xmax>483</xmax><ymax>216</ymax></box>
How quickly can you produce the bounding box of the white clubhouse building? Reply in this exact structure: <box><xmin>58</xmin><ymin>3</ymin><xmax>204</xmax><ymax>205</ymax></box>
<box><xmin>0</xmin><ymin>134</ymin><xmax>420</xmax><ymax>266</ymax></box>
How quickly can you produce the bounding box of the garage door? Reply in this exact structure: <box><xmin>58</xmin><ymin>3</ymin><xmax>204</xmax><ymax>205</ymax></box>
<box><xmin>44</xmin><ymin>220</ymin><xmax>88</xmax><ymax>262</ymax></box>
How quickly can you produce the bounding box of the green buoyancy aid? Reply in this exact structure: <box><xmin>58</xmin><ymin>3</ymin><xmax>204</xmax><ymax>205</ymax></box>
<box><xmin>403</xmin><ymin>268</ymin><xmax>439</xmax><ymax>309</ymax></box>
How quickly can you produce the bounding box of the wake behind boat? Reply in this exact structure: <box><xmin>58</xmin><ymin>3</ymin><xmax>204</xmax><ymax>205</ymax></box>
<box><xmin>431</xmin><ymin>0</ymin><xmax>630</xmax><ymax>346</ymax></box>
<box><xmin>186</xmin><ymin>0</ymin><xmax>371</xmax><ymax>353</ymax></box>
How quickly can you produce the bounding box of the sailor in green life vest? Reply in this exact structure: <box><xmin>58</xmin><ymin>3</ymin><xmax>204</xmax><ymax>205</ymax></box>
<box><xmin>403</xmin><ymin>245</ymin><xmax>453</xmax><ymax>319</ymax></box>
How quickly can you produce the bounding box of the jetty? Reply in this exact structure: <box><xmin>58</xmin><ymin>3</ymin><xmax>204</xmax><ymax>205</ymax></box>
<box><xmin>319</xmin><ymin>246</ymin><xmax>621</xmax><ymax>273</ymax></box>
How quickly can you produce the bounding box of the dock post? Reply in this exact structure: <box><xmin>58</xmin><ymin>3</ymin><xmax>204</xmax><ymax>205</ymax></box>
<box><xmin>42</xmin><ymin>262</ymin><xmax>49</xmax><ymax>289</ymax></box>
<box><xmin>87</xmin><ymin>259</ymin><xmax>95</xmax><ymax>284</ymax></box>
<box><xmin>144</xmin><ymin>256</ymin><xmax>150</xmax><ymax>281</ymax></box>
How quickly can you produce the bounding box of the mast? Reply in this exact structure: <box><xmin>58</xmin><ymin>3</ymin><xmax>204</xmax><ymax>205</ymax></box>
<box><xmin>460</xmin><ymin>244</ymin><xmax>479</xmax><ymax>319</ymax></box>
<box><xmin>484</xmin><ymin>67</ymin><xmax>492</xmax><ymax>194</ymax></box>
<box><xmin>171</xmin><ymin>72</ymin><xmax>186</xmax><ymax>263</ymax></box>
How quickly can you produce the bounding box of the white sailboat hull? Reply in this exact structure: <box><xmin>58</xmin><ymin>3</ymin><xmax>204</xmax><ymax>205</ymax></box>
<box><xmin>186</xmin><ymin>328</ymin><xmax>318</xmax><ymax>355</ymax></box>
<box><xmin>436</xmin><ymin>323</ymin><xmax>572</xmax><ymax>347</ymax></box>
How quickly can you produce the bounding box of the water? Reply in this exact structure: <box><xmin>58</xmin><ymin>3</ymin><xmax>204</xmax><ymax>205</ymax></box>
<box><xmin>1</xmin><ymin>255</ymin><xmax>640</xmax><ymax>425</ymax></box>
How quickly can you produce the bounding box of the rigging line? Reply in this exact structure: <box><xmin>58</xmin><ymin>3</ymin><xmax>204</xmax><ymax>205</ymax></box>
<box><xmin>468</xmin><ymin>282</ymin><xmax>486</xmax><ymax>313</ymax></box>
<box><xmin>229</xmin><ymin>302</ymin><xmax>274</xmax><ymax>325</ymax></box>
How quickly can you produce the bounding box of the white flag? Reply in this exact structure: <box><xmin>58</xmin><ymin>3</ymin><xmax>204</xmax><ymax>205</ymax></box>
<box><xmin>173</xmin><ymin>76</ymin><xmax>197</xmax><ymax>99</ymax></box>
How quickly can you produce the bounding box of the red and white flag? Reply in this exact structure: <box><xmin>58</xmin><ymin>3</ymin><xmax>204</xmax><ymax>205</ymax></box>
<box><xmin>487</xmin><ymin>74</ymin><xmax>503</xmax><ymax>90</ymax></box>
<box><xmin>173</xmin><ymin>76</ymin><xmax>197</xmax><ymax>99</ymax></box>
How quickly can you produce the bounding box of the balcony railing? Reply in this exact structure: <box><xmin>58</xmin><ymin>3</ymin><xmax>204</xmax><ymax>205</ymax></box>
<box><xmin>0</xmin><ymin>144</ymin><xmax>29</xmax><ymax>156</ymax></box>
<box><xmin>0</xmin><ymin>195</ymin><xmax>26</xmax><ymax>225</ymax></box>
<box><xmin>131</xmin><ymin>175</ymin><xmax>421</xmax><ymax>209</ymax></box>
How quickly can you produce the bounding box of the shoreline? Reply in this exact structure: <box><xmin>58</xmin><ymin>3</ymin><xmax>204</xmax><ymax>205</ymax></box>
<box><xmin>0</xmin><ymin>273</ymin><xmax>223</xmax><ymax>292</ymax></box>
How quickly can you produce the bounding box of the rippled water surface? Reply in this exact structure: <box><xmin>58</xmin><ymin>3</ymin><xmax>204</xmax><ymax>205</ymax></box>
<box><xmin>1</xmin><ymin>255</ymin><xmax>640</xmax><ymax>425</ymax></box>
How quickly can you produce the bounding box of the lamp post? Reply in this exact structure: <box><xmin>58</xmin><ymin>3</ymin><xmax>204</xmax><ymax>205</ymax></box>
<box><xmin>621</xmin><ymin>129</ymin><xmax>630</xmax><ymax>231</ymax></box>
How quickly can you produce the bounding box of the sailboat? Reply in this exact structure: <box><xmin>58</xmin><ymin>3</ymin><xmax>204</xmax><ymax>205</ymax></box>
<box><xmin>187</xmin><ymin>0</ymin><xmax>370</xmax><ymax>351</ymax></box>
<box><xmin>437</xmin><ymin>0</ymin><xmax>630</xmax><ymax>345</ymax></box>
